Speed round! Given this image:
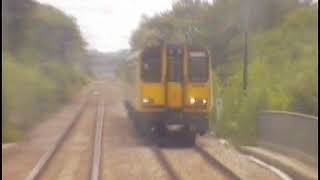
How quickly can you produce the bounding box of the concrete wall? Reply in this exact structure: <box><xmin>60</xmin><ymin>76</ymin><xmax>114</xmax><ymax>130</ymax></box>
<box><xmin>257</xmin><ymin>111</ymin><xmax>318</xmax><ymax>166</ymax></box>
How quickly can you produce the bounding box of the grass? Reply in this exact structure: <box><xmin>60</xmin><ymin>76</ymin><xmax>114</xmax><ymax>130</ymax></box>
<box><xmin>2</xmin><ymin>55</ymin><xmax>88</xmax><ymax>143</ymax></box>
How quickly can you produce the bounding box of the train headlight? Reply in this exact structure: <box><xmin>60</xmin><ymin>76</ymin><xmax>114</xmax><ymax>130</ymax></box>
<box><xmin>189</xmin><ymin>97</ymin><xmax>196</xmax><ymax>105</ymax></box>
<box><xmin>202</xmin><ymin>99</ymin><xmax>207</xmax><ymax>104</ymax></box>
<box><xmin>142</xmin><ymin>98</ymin><xmax>149</xmax><ymax>104</ymax></box>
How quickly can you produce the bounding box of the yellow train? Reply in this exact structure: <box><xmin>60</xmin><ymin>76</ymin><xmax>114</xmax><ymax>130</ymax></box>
<box><xmin>123</xmin><ymin>43</ymin><xmax>213</xmax><ymax>144</ymax></box>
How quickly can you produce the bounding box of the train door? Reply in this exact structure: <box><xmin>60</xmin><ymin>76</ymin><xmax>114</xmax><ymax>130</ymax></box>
<box><xmin>166</xmin><ymin>44</ymin><xmax>184</xmax><ymax>110</ymax></box>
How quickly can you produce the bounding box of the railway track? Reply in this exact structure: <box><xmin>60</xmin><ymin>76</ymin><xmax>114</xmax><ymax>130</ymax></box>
<box><xmin>4</xmin><ymin>80</ymin><xmax>281</xmax><ymax>180</ymax></box>
<box><xmin>152</xmin><ymin>147</ymin><xmax>182</xmax><ymax>180</ymax></box>
<box><xmin>21</xmin><ymin>86</ymin><xmax>244</xmax><ymax>180</ymax></box>
<box><xmin>194</xmin><ymin>144</ymin><xmax>241</xmax><ymax>180</ymax></box>
<box><xmin>150</xmin><ymin>136</ymin><xmax>242</xmax><ymax>180</ymax></box>
<box><xmin>23</xmin><ymin>94</ymin><xmax>105</xmax><ymax>180</ymax></box>
<box><xmin>90</xmin><ymin>99</ymin><xmax>105</xmax><ymax>180</ymax></box>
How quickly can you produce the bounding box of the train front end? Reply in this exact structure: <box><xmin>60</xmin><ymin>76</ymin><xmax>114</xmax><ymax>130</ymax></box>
<box><xmin>162</xmin><ymin>45</ymin><xmax>212</xmax><ymax>136</ymax></box>
<box><xmin>132</xmin><ymin>44</ymin><xmax>212</xmax><ymax>143</ymax></box>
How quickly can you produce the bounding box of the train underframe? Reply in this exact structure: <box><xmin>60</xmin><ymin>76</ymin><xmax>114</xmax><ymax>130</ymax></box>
<box><xmin>126</xmin><ymin>103</ymin><xmax>208</xmax><ymax>145</ymax></box>
<box><xmin>136</xmin><ymin>111</ymin><xmax>208</xmax><ymax>134</ymax></box>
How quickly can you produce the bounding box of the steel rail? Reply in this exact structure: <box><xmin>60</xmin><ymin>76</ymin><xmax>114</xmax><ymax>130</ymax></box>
<box><xmin>194</xmin><ymin>144</ymin><xmax>242</xmax><ymax>180</ymax></box>
<box><xmin>24</xmin><ymin>98</ymin><xmax>89</xmax><ymax>180</ymax></box>
<box><xmin>152</xmin><ymin>147</ymin><xmax>182</xmax><ymax>180</ymax></box>
<box><xmin>90</xmin><ymin>99</ymin><xmax>105</xmax><ymax>180</ymax></box>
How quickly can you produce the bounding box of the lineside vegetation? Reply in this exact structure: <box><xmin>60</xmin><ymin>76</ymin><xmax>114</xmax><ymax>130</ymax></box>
<box><xmin>2</xmin><ymin>0</ymin><xmax>90</xmax><ymax>142</ymax></box>
<box><xmin>121</xmin><ymin>0</ymin><xmax>318</xmax><ymax>145</ymax></box>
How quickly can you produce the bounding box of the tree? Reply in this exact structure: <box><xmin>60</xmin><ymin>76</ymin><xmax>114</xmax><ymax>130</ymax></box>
<box><xmin>2</xmin><ymin>0</ymin><xmax>35</xmax><ymax>54</ymax></box>
<box><xmin>130</xmin><ymin>0</ymin><xmax>302</xmax><ymax>68</ymax></box>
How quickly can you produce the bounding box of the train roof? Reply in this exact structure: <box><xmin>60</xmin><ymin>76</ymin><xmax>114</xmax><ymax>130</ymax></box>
<box><xmin>125</xmin><ymin>44</ymin><xmax>209</xmax><ymax>62</ymax></box>
<box><xmin>125</xmin><ymin>50</ymin><xmax>141</xmax><ymax>62</ymax></box>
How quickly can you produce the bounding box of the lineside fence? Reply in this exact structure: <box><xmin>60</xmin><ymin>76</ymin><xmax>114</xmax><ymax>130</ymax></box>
<box><xmin>257</xmin><ymin>111</ymin><xmax>318</xmax><ymax>166</ymax></box>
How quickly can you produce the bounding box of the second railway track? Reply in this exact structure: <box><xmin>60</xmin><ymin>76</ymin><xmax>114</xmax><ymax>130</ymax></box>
<box><xmin>24</xmin><ymin>93</ymin><xmax>105</xmax><ymax>180</ymax></box>
<box><xmin>90</xmin><ymin>99</ymin><xmax>105</xmax><ymax>180</ymax></box>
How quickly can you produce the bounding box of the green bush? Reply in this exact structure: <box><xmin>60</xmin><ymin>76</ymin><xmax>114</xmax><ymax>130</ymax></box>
<box><xmin>4</xmin><ymin>56</ymin><xmax>56</xmax><ymax>129</ymax></box>
<box><xmin>3</xmin><ymin>54</ymin><xmax>88</xmax><ymax>142</ymax></box>
<box><xmin>2</xmin><ymin>1</ymin><xmax>89</xmax><ymax>143</ymax></box>
<box><xmin>2</xmin><ymin>119</ymin><xmax>23</xmax><ymax>142</ymax></box>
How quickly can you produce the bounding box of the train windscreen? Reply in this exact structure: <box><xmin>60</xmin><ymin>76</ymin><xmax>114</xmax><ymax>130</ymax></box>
<box><xmin>189</xmin><ymin>52</ymin><xmax>209</xmax><ymax>82</ymax></box>
<box><xmin>167</xmin><ymin>47</ymin><xmax>183</xmax><ymax>82</ymax></box>
<box><xmin>141</xmin><ymin>48</ymin><xmax>162</xmax><ymax>82</ymax></box>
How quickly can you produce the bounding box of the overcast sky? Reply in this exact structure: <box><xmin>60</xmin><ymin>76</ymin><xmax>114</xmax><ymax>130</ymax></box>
<box><xmin>36</xmin><ymin>0</ymin><xmax>316</xmax><ymax>53</ymax></box>
<box><xmin>36</xmin><ymin>0</ymin><xmax>177</xmax><ymax>53</ymax></box>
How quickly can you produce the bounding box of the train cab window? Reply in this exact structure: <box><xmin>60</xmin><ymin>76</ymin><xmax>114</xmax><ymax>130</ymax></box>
<box><xmin>141</xmin><ymin>48</ymin><xmax>162</xmax><ymax>82</ymax></box>
<box><xmin>167</xmin><ymin>48</ymin><xmax>183</xmax><ymax>82</ymax></box>
<box><xmin>189</xmin><ymin>52</ymin><xmax>209</xmax><ymax>82</ymax></box>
